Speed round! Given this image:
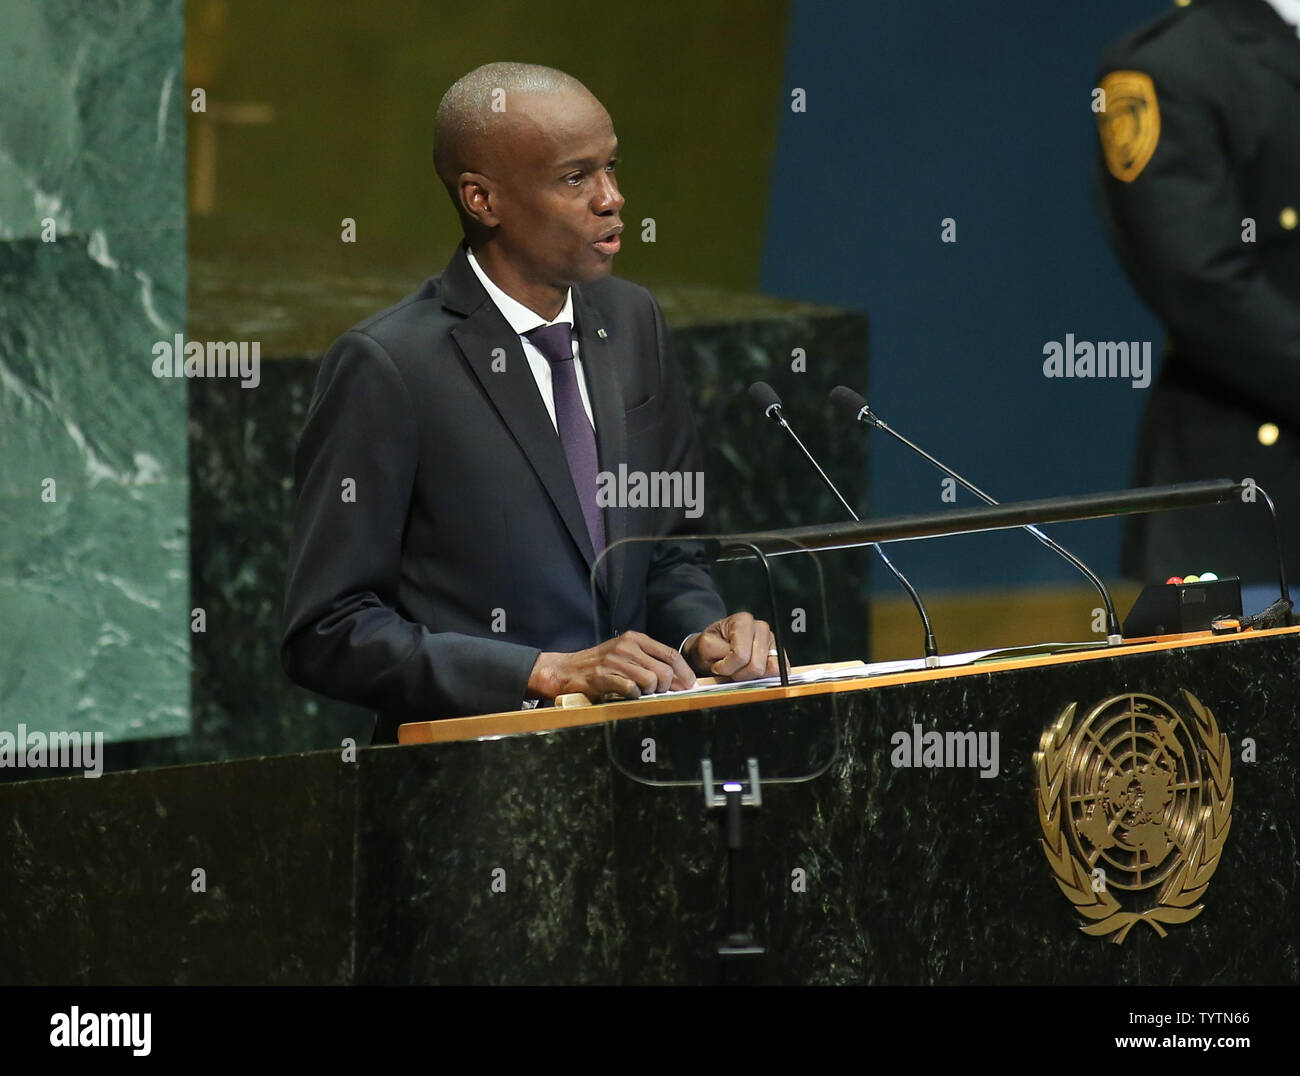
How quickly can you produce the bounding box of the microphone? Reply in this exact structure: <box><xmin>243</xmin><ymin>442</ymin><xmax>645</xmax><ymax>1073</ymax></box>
<box><xmin>748</xmin><ymin>381</ymin><xmax>940</xmax><ymax>664</ymax></box>
<box><xmin>1239</xmin><ymin>483</ymin><xmax>1293</xmax><ymax>627</ymax></box>
<box><xmin>829</xmin><ymin>385</ymin><xmax>1124</xmax><ymax>645</ymax></box>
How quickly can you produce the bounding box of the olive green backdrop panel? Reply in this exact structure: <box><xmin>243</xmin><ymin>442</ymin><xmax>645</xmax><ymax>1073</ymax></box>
<box><xmin>187</xmin><ymin>0</ymin><xmax>790</xmax><ymax>296</ymax></box>
<box><xmin>0</xmin><ymin>0</ymin><xmax>189</xmax><ymax>743</ymax></box>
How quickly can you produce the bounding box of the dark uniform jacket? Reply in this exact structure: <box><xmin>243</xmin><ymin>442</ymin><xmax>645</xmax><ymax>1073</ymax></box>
<box><xmin>1095</xmin><ymin>0</ymin><xmax>1300</xmax><ymax>584</ymax></box>
<box><xmin>280</xmin><ymin>243</ymin><xmax>725</xmax><ymax>742</ymax></box>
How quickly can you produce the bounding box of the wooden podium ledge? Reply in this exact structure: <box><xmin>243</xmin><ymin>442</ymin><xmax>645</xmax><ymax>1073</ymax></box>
<box><xmin>397</xmin><ymin>624</ymin><xmax>1300</xmax><ymax>746</ymax></box>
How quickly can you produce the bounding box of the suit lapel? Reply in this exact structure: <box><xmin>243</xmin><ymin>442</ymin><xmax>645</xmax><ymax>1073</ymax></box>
<box><xmin>574</xmin><ymin>287</ymin><xmax>628</xmax><ymax>617</ymax></box>
<box><xmin>1219</xmin><ymin>0</ymin><xmax>1300</xmax><ymax>89</ymax></box>
<box><xmin>447</xmin><ymin>259</ymin><xmax>599</xmax><ymax>581</ymax></box>
<box><xmin>1259</xmin><ymin>26</ymin><xmax>1300</xmax><ymax>90</ymax></box>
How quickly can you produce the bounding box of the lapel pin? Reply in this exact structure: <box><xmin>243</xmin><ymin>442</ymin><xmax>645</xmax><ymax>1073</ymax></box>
<box><xmin>596</xmin><ymin>328</ymin><xmax>607</xmax><ymax>339</ymax></box>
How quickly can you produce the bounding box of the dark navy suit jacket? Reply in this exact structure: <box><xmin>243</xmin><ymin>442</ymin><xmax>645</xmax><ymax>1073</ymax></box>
<box><xmin>281</xmin><ymin>243</ymin><xmax>725</xmax><ymax>742</ymax></box>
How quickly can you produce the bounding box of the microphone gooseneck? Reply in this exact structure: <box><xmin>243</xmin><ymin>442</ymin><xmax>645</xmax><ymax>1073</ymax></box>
<box><xmin>830</xmin><ymin>385</ymin><xmax>1124</xmax><ymax>645</ymax></box>
<box><xmin>750</xmin><ymin>382</ymin><xmax>940</xmax><ymax>663</ymax></box>
<box><xmin>1248</xmin><ymin>484</ymin><xmax>1293</xmax><ymax>626</ymax></box>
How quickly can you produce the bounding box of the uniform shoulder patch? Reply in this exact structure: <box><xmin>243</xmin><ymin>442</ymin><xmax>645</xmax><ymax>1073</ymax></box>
<box><xmin>1096</xmin><ymin>70</ymin><xmax>1161</xmax><ymax>183</ymax></box>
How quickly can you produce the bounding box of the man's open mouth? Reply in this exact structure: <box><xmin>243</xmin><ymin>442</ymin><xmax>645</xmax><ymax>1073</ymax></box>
<box><xmin>594</xmin><ymin>226</ymin><xmax>623</xmax><ymax>253</ymax></box>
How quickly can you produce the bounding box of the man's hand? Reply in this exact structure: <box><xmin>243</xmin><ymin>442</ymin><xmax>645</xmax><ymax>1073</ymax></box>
<box><xmin>528</xmin><ymin>632</ymin><xmax>697</xmax><ymax>701</ymax></box>
<box><xmin>683</xmin><ymin>612</ymin><xmax>779</xmax><ymax>681</ymax></box>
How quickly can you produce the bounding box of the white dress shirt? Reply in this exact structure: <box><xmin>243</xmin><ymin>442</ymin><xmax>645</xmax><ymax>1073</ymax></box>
<box><xmin>1264</xmin><ymin>0</ymin><xmax>1300</xmax><ymax>36</ymax></box>
<box><xmin>466</xmin><ymin>248</ymin><xmax>596</xmax><ymax>430</ymax></box>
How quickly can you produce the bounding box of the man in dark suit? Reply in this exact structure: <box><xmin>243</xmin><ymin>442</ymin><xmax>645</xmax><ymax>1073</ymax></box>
<box><xmin>281</xmin><ymin>62</ymin><xmax>776</xmax><ymax>742</ymax></box>
<box><xmin>1094</xmin><ymin>0</ymin><xmax>1300</xmax><ymax>602</ymax></box>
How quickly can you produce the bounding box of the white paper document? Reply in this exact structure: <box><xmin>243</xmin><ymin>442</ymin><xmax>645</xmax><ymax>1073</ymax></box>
<box><xmin>642</xmin><ymin>648</ymin><xmax>1007</xmax><ymax>700</ymax></box>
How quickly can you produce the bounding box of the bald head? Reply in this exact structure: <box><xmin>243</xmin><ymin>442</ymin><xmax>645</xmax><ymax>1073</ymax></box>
<box><xmin>434</xmin><ymin>63</ymin><xmax>598</xmax><ymax>216</ymax></box>
<box><xmin>431</xmin><ymin>62</ymin><xmax>624</xmax><ymax>307</ymax></box>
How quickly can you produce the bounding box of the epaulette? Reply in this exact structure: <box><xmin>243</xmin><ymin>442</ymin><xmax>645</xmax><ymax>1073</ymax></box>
<box><xmin>1102</xmin><ymin>1</ymin><xmax>1196</xmax><ymax>65</ymax></box>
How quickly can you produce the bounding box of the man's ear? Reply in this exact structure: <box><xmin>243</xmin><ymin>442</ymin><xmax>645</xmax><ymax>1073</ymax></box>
<box><xmin>459</xmin><ymin>172</ymin><xmax>500</xmax><ymax>229</ymax></box>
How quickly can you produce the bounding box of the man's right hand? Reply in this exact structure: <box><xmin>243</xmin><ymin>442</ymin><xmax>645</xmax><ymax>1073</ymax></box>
<box><xmin>527</xmin><ymin>632</ymin><xmax>697</xmax><ymax>701</ymax></box>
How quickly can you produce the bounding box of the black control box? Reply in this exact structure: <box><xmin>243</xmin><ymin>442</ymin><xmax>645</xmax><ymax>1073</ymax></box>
<box><xmin>1122</xmin><ymin>576</ymin><xmax>1242</xmax><ymax>637</ymax></box>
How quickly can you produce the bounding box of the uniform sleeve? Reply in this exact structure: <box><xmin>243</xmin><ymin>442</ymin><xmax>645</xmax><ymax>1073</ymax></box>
<box><xmin>1095</xmin><ymin>59</ymin><xmax>1300</xmax><ymax>427</ymax></box>
<box><xmin>642</xmin><ymin>295</ymin><xmax>728</xmax><ymax>643</ymax></box>
<box><xmin>280</xmin><ymin>329</ymin><xmax>540</xmax><ymax>720</ymax></box>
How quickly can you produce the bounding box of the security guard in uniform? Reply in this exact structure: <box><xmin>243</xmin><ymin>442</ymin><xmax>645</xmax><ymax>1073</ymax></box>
<box><xmin>1095</xmin><ymin>0</ymin><xmax>1300</xmax><ymax>607</ymax></box>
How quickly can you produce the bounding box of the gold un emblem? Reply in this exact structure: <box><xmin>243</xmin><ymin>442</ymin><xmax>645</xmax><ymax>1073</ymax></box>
<box><xmin>1035</xmin><ymin>691</ymin><xmax>1232</xmax><ymax>943</ymax></box>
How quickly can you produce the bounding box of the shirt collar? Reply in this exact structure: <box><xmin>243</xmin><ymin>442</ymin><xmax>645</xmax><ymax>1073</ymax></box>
<box><xmin>466</xmin><ymin>248</ymin><xmax>574</xmax><ymax>335</ymax></box>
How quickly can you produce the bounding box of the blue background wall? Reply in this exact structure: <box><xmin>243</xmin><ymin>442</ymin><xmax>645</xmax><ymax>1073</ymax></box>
<box><xmin>762</xmin><ymin>0</ymin><xmax>1171</xmax><ymax>592</ymax></box>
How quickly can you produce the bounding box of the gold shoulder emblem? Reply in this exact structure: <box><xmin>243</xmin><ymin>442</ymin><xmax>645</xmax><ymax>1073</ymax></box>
<box><xmin>1097</xmin><ymin>70</ymin><xmax>1161</xmax><ymax>183</ymax></box>
<box><xmin>1035</xmin><ymin>691</ymin><xmax>1232</xmax><ymax>944</ymax></box>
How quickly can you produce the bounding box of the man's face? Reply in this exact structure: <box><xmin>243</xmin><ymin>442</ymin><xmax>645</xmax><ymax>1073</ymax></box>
<box><xmin>482</xmin><ymin>89</ymin><xmax>624</xmax><ymax>287</ymax></box>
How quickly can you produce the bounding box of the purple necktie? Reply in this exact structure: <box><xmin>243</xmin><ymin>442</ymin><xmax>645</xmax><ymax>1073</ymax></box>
<box><xmin>525</xmin><ymin>323</ymin><xmax>607</xmax><ymax>571</ymax></box>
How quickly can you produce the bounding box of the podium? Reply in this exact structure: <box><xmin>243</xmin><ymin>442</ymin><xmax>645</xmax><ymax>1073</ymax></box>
<box><xmin>2</xmin><ymin>625</ymin><xmax>1297</xmax><ymax>984</ymax></box>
